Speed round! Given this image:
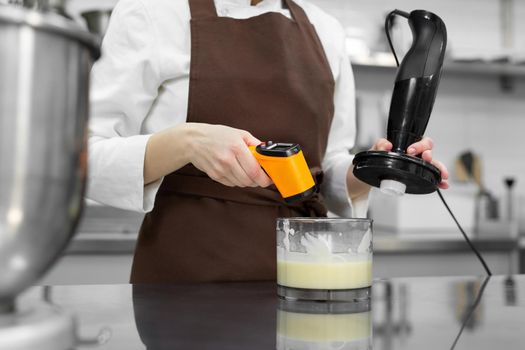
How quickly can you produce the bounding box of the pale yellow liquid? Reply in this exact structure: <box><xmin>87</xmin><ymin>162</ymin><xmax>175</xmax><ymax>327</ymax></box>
<box><xmin>277</xmin><ymin>310</ymin><xmax>371</xmax><ymax>342</ymax></box>
<box><xmin>277</xmin><ymin>259</ymin><xmax>372</xmax><ymax>290</ymax></box>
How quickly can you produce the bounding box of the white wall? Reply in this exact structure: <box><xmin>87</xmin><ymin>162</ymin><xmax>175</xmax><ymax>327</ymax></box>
<box><xmin>68</xmin><ymin>0</ymin><xmax>525</xmax><ymax>56</ymax></box>
<box><xmin>309</xmin><ymin>0</ymin><xmax>525</xmax><ymax>58</ymax></box>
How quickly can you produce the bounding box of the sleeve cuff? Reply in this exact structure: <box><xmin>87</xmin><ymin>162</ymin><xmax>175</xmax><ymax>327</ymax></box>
<box><xmin>349</xmin><ymin>190</ymin><xmax>370</xmax><ymax>218</ymax></box>
<box><xmin>321</xmin><ymin>155</ymin><xmax>370</xmax><ymax>218</ymax></box>
<box><xmin>321</xmin><ymin>155</ymin><xmax>353</xmax><ymax>218</ymax></box>
<box><xmin>143</xmin><ymin>177</ymin><xmax>163</xmax><ymax>212</ymax></box>
<box><xmin>87</xmin><ymin>134</ymin><xmax>163</xmax><ymax>213</ymax></box>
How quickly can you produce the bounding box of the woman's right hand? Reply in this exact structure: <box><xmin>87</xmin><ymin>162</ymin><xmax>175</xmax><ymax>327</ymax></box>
<box><xmin>185</xmin><ymin>123</ymin><xmax>273</xmax><ymax>188</ymax></box>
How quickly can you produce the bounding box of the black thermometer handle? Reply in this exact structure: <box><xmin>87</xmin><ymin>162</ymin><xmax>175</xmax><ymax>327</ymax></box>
<box><xmin>387</xmin><ymin>10</ymin><xmax>447</xmax><ymax>153</ymax></box>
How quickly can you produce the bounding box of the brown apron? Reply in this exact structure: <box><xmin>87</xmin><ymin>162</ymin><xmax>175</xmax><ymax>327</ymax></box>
<box><xmin>130</xmin><ymin>0</ymin><xmax>335</xmax><ymax>283</ymax></box>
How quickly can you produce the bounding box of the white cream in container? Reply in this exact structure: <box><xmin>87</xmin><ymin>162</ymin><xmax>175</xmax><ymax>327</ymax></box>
<box><xmin>277</xmin><ymin>218</ymin><xmax>373</xmax><ymax>299</ymax></box>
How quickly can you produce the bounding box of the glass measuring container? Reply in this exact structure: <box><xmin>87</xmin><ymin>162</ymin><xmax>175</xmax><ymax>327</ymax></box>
<box><xmin>277</xmin><ymin>218</ymin><xmax>373</xmax><ymax>301</ymax></box>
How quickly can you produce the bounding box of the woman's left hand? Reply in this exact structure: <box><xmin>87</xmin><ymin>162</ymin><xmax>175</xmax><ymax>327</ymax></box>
<box><xmin>372</xmin><ymin>137</ymin><xmax>449</xmax><ymax>189</ymax></box>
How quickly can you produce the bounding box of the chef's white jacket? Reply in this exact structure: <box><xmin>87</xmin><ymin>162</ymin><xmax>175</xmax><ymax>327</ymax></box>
<box><xmin>87</xmin><ymin>0</ymin><xmax>368</xmax><ymax>217</ymax></box>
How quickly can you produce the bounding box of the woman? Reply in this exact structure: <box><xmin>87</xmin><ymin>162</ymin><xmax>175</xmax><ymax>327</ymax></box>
<box><xmin>88</xmin><ymin>0</ymin><xmax>448</xmax><ymax>283</ymax></box>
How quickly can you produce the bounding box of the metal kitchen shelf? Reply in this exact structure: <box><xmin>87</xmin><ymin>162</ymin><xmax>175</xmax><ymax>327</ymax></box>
<box><xmin>374</xmin><ymin>235</ymin><xmax>518</xmax><ymax>254</ymax></box>
<box><xmin>65</xmin><ymin>231</ymin><xmax>519</xmax><ymax>255</ymax></box>
<box><xmin>66</xmin><ymin>232</ymin><xmax>138</xmax><ymax>254</ymax></box>
<box><xmin>352</xmin><ymin>61</ymin><xmax>525</xmax><ymax>78</ymax></box>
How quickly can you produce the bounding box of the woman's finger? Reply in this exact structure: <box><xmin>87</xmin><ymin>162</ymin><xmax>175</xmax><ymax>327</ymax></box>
<box><xmin>421</xmin><ymin>150</ymin><xmax>432</xmax><ymax>163</ymax></box>
<box><xmin>438</xmin><ymin>180</ymin><xmax>449</xmax><ymax>189</ymax></box>
<box><xmin>407</xmin><ymin>137</ymin><xmax>433</xmax><ymax>155</ymax></box>
<box><xmin>372</xmin><ymin>138</ymin><xmax>392</xmax><ymax>152</ymax></box>
<box><xmin>235</xmin><ymin>144</ymin><xmax>273</xmax><ymax>187</ymax></box>
<box><xmin>241</xmin><ymin>130</ymin><xmax>262</xmax><ymax>147</ymax></box>
<box><xmin>432</xmin><ymin>159</ymin><xmax>449</xmax><ymax>180</ymax></box>
<box><xmin>229</xmin><ymin>156</ymin><xmax>257</xmax><ymax>187</ymax></box>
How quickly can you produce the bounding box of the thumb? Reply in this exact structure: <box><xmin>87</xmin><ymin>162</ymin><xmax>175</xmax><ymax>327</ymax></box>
<box><xmin>242</xmin><ymin>131</ymin><xmax>262</xmax><ymax>146</ymax></box>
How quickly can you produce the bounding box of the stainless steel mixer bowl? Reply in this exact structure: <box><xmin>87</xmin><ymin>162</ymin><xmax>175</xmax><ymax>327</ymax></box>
<box><xmin>0</xmin><ymin>5</ymin><xmax>99</xmax><ymax>307</ymax></box>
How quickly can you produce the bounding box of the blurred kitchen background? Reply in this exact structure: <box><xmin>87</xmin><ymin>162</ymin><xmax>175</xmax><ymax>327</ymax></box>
<box><xmin>17</xmin><ymin>0</ymin><xmax>524</xmax><ymax>285</ymax></box>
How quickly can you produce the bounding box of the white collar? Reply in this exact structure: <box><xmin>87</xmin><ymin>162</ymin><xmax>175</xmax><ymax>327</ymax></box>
<box><xmin>219</xmin><ymin>0</ymin><xmax>282</xmax><ymax>8</ymax></box>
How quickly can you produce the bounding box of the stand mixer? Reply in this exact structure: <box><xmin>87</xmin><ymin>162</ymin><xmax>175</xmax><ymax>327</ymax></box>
<box><xmin>353</xmin><ymin>9</ymin><xmax>447</xmax><ymax>196</ymax></box>
<box><xmin>0</xmin><ymin>2</ymin><xmax>99</xmax><ymax>349</ymax></box>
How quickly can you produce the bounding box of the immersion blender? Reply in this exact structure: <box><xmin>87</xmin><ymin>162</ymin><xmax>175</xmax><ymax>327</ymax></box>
<box><xmin>353</xmin><ymin>10</ymin><xmax>447</xmax><ymax>196</ymax></box>
<box><xmin>353</xmin><ymin>10</ymin><xmax>492</xmax><ymax>276</ymax></box>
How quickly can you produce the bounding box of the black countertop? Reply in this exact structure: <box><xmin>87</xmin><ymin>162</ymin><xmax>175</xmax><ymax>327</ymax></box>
<box><xmin>23</xmin><ymin>275</ymin><xmax>525</xmax><ymax>349</ymax></box>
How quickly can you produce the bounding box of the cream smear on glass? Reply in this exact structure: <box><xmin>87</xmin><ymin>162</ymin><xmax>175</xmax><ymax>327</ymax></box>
<box><xmin>277</xmin><ymin>221</ymin><xmax>372</xmax><ymax>290</ymax></box>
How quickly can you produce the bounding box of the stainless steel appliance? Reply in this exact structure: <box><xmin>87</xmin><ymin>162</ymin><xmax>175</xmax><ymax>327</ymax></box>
<box><xmin>81</xmin><ymin>9</ymin><xmax>112</xmax><ymax>37</ymax></box>
<box><xmin>0</xmin><ymin>3</ymin><xmax>99</xmax><ymax>349</ymax></box>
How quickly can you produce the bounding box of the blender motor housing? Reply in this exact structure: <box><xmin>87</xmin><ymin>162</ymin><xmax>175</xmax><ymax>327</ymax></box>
<box><xmin>353</xmin><ymin>9</ymin><xmax>447</xmax><ymax>195</ymax></box>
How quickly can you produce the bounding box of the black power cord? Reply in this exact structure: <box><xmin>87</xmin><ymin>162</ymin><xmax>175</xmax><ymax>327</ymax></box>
<box><xmin>385</xmin><ymin>10</ymin><xmax>492</xmax><ymax>276</ymax></box>
<box><xmin>437</xmin><ymin>189</ymin><xmax>492</xmax><ymax>276</ymax></box>
<box><xmin>385</xmin><ymin>9</ymin><xmax>409</xmax><ymax>66</ymax></box>
<box><xmin>450</xmin><ymin>276</ymin><xmax>491</xmax><ymax>349</ymax></box>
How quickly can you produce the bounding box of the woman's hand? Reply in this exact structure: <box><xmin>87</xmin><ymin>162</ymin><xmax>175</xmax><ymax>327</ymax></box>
<box><xmin>372</xmin><ymin>137</ymin><xmax>449</xmax><ymax>189</ymax></box>
<box><xmin>346</xmin><ymin>136</ymin><xmax>449</xmax><ymax>201</ymax></box>
<box><xmin>185</xmin><ymin>123</ymin><xmax>272</xmax><ymax>188</ymax></box>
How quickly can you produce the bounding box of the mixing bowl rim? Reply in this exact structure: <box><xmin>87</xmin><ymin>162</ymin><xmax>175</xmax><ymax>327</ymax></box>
<box><xmin>0</xmin><ymin>4</ymin><xmax>100</xmax><ymax>59</ymax></box>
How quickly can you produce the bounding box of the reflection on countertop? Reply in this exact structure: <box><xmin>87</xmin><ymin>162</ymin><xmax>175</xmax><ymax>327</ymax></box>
<box><xmin>22</xmin><ymin>275</ymin><xmax>525</xmax><ymax>349</ymax></box>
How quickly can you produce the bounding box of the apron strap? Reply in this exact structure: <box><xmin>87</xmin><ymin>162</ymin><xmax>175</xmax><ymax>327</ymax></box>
<box><xmin>160</xmin><ymin>166</ymin><xmax>328</xmax><ymax>217</ymax></box>
<box><xmin>189</xmin><ymin>0</ymin><xmax>217</xmax><ymax>20</ymax></box>
<box><xmin>284</xmin><ymin>0</ymin><xmax>309</xmax><ymax>24</ymax></box>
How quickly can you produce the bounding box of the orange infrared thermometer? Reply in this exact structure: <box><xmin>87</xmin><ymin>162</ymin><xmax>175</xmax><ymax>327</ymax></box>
<box><xmin>249</xmin><ymin>142</ymin><xmax>316</xmax><ymax>203</ymax></box>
